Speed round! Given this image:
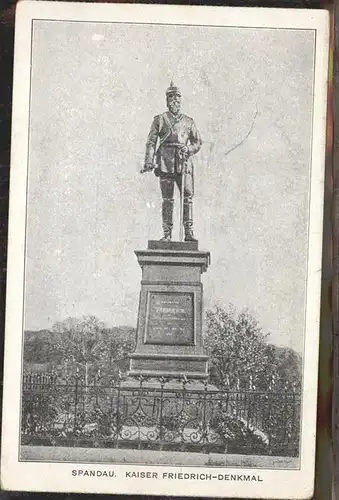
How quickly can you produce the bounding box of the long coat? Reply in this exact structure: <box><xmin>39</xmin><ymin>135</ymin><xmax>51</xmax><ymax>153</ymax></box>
<box><xmin>144</xmin><ymin>111</ymin><xmax>202</xmax><ymax>176</ymax></box>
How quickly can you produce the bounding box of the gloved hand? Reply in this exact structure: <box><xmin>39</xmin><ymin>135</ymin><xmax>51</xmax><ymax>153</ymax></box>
<box><xmin>178</xmin><ymin>146</ymin><xmax>189</xmax><ymax>161</ymax></box>
<box><xmin>140</xmin><ymin>163</ymin><xmax>154</xmax><ymax>174</ymax></box>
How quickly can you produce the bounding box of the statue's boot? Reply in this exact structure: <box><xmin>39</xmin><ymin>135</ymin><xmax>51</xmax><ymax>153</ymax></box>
<box><xmin>160</xmin><ymin>198</ymin><xmax>174</xmax><ymax>241</ymax></box>
<box><xmin>183</xmin><ymin>198</ymin><xmax>197</xmax><ymax>242</ymax></box>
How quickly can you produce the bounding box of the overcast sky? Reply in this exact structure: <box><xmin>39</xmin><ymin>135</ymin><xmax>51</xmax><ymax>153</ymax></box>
<box><xmin>25</xmin><ymin>20</ymin><xmax>315</xmax><ymax>353</ymax></box>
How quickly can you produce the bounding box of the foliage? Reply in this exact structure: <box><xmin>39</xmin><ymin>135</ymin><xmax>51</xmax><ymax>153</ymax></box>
<box><xmin>267</xmin><ymin>344</ymin><xmax>302</xmax><ymax>391</ymax></box>
<box><xmin>204</xmin><ymin>305</ymin><xmax>302</xmax><ymax>391</ymax></box>
<box><xmin>211</xmin><ymin>412</ymin><xmax>269</xmax><ymax>455</ymax></box>
<box><xmin>51</xmin><ymin>316</ymin><xmax>107</xmax><ymax>384</ymax></box>
<box><xmin>259</xmin><ymin>391</ymin><xmax>301</xmax><ymax>456</ymax></box>
<box><xmin>21</xmin><ymin>393</ymin><xmax>59</xmax><ymax>436</ymax></box>
<box><xmin>204</xmin><ymin>305</ymin><xmax>268</xmax><ymax>389</ymax></box>
<box><xmin>24</xmin><ymin>330</ymin><xmax>64</xmax><ymax>365</ymax></box>
<box><xmin>24</xmin><ymin>317</ymin><xmax>136</xmax><ymax>383</ymax></box>
<box><xmin>99</xmin><ymin>326</ymin><xmax>136</xmax><ymax>382</ymax></box>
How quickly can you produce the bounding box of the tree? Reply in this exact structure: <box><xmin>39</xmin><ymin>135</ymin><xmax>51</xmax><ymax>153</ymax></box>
<box><xmin>261</xmin><ymin>344</ymin><xmax>302</xmax><ymax>391</ymax></box>
<box><xmin>99</xmin><ymin>326</ymin><xmax>136</xmax><ymax>382</ymax></box>
<box><xmin>52</xmin><ymin>315</ymin><xmax>107</xmax><ymax>385</ymax></box>
<box><xmin>24</xmin><ymin>320</ymin><xmax>137</xmax><ymax>382</ymax></box>
<box><xmin>204</xmin><ymin>305</ymin><xmax>268</xmax><ymax>389</ymax></box>
<box><xmin>204</xmin><ymin>304</ymin><xmax>302</xmax><ymax>391</ymax></box>
<box><xmin>24</xmin><ymin>330</ymin><xmax>59</xmax><ymax>365</ymax></box>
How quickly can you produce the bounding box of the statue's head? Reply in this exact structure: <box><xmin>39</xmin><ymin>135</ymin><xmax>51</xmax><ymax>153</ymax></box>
<box><xmin>166</xmin><ymin>81</ymin><xmax>181</xmax><ymax>115</ymax></box>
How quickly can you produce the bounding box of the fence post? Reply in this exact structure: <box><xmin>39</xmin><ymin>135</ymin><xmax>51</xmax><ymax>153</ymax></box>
<box><xmin>114</xmin><ymin>376</ymin><xmax>122</xmax><ymax>449</ymax></box>
<box><xmin>159</xmin><ymin>377</ymin><xmax>166</xmax><ymax>451</ymax></box>
<box><xmin>266</xmin><ymin>376</ymin><xmax>275</xmax><ymax>454</ymax></box>
<box><xmin>202</xmin><ymin>379</ymin><xmax>208</xmax><ymax>451</ymax></box>
<box><xmin>180</xmin><ymin>376</ymin><xmax>188</xmax><ymax>451</ymax></box>
<box><xmin>73</xmin><ymin>371</ymin><xmax>79</xmax><ymax>435</ymax></box>
<box><xmin>291</xmin><ymin>384</ymin><xmax>297</xmax><ymax>455</ymax></box>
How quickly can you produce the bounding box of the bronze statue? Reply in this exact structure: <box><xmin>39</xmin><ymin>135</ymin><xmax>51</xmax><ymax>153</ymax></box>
<box><xmin>141</xmin><ymin>82</ymin><xmax>202</xmax><ymax>242</ymax></box>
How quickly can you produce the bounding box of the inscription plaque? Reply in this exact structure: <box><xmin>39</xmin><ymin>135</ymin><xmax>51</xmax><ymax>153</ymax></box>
<box><xmin>145</xmin><ymin>292</ymin><xmax>194</xmax><ymax>345</ymax></box>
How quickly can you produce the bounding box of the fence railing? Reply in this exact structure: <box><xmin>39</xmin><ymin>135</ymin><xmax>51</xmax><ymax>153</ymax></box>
<box><xmin>21</xmin><ymin>373</ymin><xmax>301</xmax><ymax>456</ymax></box>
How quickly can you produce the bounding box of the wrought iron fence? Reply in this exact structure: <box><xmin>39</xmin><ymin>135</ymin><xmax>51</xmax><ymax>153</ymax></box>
<box><xmin>21</xmin><ymin>372</ymin><xmax>301</xmax><ymax>456</ymax></box>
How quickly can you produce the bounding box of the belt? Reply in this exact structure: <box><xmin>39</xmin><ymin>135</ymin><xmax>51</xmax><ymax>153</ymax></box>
<box><xmin>160</xmin><ymin>143</ymin><xmax>185</xmax><ymax>148</ymax></box>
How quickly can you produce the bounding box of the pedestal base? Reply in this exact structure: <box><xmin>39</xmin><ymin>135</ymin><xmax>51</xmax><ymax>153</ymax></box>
<box><xmin>129</xmin><ymin>241</ymin><xmax>210</xmax><ymax>380</ymax></box>
<box><xmin>128</xmin><ymin>353</ymin><xmax>209</xmax><ymax>379</ymax></box>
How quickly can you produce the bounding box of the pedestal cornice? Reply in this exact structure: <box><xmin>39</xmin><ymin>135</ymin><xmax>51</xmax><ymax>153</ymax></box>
<box><xmin>135</xmin><ymin>241</ymin><xmax>210</xmax><ymax>273</ymax></box>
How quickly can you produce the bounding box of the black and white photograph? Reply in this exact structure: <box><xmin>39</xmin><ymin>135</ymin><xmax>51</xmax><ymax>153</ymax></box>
<box><xmin>0</xmin><ymin>2</ymin><xmax>329</xmax><ymax>498</ymax></box>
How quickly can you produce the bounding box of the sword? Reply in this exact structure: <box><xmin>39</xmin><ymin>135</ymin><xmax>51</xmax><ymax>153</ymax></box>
<box><xmin>179</xmin><ymin>151</ymin><xmax>187</xmax><ymax>242</ymax></box>
<box><xmin>178</xmin><ymin>144</ymin><xmax>188</xmax><ymax>241</ymax></box>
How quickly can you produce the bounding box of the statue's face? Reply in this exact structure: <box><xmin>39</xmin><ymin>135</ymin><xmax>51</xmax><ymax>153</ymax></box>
<box><xmin>167</xmin><ymin>93</ymin><xmax>181</xmax><ymax>115</ymax></box>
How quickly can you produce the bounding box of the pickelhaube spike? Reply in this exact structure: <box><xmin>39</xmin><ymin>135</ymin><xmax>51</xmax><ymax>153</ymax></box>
<box><xmin>166</xmin><ymin>81</ymin><xmax>181</xmax><ymax>97</ymax></box>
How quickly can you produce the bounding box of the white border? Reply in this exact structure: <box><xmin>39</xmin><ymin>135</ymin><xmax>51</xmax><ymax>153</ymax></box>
<box><xmin>1</xmin><ymin>2</ymin><xmax>329</xmax><ymax>498</ymax></box>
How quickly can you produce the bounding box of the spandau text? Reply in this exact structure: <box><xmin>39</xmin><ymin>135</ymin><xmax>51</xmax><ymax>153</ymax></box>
<box><xmin>72</xmin><ymin>469</ymin><xmax>115</xmax><ymax>478</ymax></box>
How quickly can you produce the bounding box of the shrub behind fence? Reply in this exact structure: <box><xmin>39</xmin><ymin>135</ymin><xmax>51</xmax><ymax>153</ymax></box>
<box><xmin>21</xmin><ymin>372</ymin><xmax>301</xmax><ymax>456</ymax></box>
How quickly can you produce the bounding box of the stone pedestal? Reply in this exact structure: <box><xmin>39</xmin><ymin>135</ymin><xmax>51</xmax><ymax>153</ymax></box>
<box><xmin>128</xmin><ymin>240</ymin><xmax>210</xmax><ymax>379</ymax></box>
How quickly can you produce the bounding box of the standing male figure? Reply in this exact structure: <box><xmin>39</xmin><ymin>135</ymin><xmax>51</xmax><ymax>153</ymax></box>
<box><xmin>142</xmin><ymin>82</ymin><xmax>202</xmax><ymax>242</ymax></box>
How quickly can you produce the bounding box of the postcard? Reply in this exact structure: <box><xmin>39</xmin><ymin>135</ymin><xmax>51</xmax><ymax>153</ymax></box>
<box><xmin>0</xmin><ymin>2</ymin><xmax>329</xmax><ymax>498</ymax></box>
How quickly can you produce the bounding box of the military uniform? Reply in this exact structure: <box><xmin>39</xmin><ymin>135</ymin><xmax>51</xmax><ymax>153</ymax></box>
<box><xmin>144</xmin><ymin>99</ymin><xmax>202</xmax><ymax>241</ymax></box>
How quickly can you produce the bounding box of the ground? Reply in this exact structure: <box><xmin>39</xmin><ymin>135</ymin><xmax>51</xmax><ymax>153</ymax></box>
<box><xmin>21</xmin><ymin>446</ymin><xmax>299</xmax><ymax>469</ymax></box>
